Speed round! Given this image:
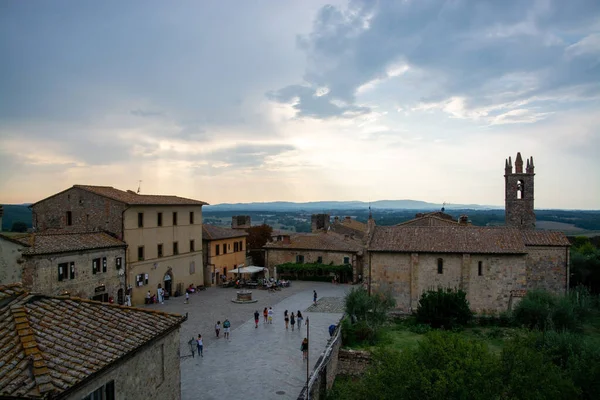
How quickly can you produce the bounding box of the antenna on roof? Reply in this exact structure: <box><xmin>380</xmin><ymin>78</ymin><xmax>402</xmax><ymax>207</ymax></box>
<box><xmin>137</xmin><ymin>180</ymin><xmax>142</xmax><ymax>194</ymax></box>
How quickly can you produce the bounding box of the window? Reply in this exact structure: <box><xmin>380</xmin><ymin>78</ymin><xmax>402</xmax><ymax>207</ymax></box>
<box><xmin>102</xmin><ymin>257</ymin><xmax>107</xmax><ymax>273</ymax></box>
<box><xmin>478</xmin><ymin>261</ymin><xmax>483</xmax><ymax>276</ymax></box>
<box><xmin>437</xmin><ymin>258</ymin><xmax>444</xmax><ymax>274</ymax></box>
<box><xmin>158</xmin><ymin>244</ymin><xmax>163</xmax><ymax>258</ymax></box>
<box><xmin>136</xmin><ymin>273</ymin><xmax>149</xmax><ymax>286</ymax></box>
<box><xmin>234</xmin><ymin>242</ymin><xmax>239</xmax><ymax>252</ymax></box>
<box><xmin>190</xmin><ymin>240</ymin><xmax>195</xmax><ymax>252</ymax></box>
<box><xmin>70</xmin><ymin>262</ymin><xmax>75</xmax><ymax>280</ymax></box>
<box><xmin>189</xmin><ymin>261</ymin><xmax>196</xmax><ymax>275</ymax></box>
<box><xmin>239</xmin><ymin>240</ymin><xmax>243</xmax><ymax>251</ymax></box>
<box><xmin>223</xmin><ymin>244</ymin><xmax>227</xmax><ymax>255</ymax></box>
<box><xmin>343</xmin><ymin>256</ymin><xmax>350</xmax><ymax>264</ymax></box>
<box><xmin>92</xmin><ymin>258</ymin><xmax>100</xmax><ymax>275</ymax></box>
<box><xmin>138</xmin><ymin>212</ymin><xmax>144</xmax><ymax>228</ymax></box>
<box><xmin>215</xmin><ymin>244</ymin><xmax>220</xmax><ymax>255</ymax></box>
<box><xmin>157</xmin><ymin>212</ymin><xmax>163</xmax><ymax>227</ymax></box>
<box><xmin>116</xmin><ymin>257</ymin><xmax>122</xmax><ymax>270</ymax></box>
<box><xmin>189</xmin><ymin>211</ymin><xmax>194</xmax><ymax>224</ymax></box>
<box><xmin>82</xmin><ymin>380</ymin><xmax>115</xmax><ymax>400</ymax></box>
<box><xmin>296</xmin><ymin>255</ymin><xmax>305</xmax><ymax>263</ymax></box>
<box><xmin>173</xmin><ymin>212</ymin><xmax>178</xmax><ymax>226</ymax></box>
<box><xmin>173</xmin><ymin>242</ymin><xmax>179</xmax><ymax>255</ymax></box>
<box><xmin>317</xmin><ymin>256</ymin><xmax>323</xmax><ymax>264</ymax></box>
<box><xmin>138</xmin><ymin>246</ymin><xmax>145</xmax><ymax>261</ymax></box>
<box><xmin>66</xmin><ymin>211</ymin><xmax>72</xmax><ymax>226</ymax></box>
<box><xmin>58</xmin><ymin>262</ymin><xmax>69</xmax><ymax>281</ymax></box>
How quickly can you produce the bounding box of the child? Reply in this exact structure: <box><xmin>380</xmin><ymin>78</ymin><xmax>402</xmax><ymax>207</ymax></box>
<box><xmin>268</xmin><ymin>307</ymin><xmax>274</xmax><ymax>324</ymax></box>
<box><xmin>301</xmin><ymin>338</ymin><xmax>308</xmax><ymax>361</ymax></box>
<box><xmin>197</xmin><ymin>334</ymin><xmax>203</xmax><ymax>357</ymax></box>
<box><xmin>215</xmin><ymin>321</ymin><xmax>221</xmax><ymax>338</ymax></box>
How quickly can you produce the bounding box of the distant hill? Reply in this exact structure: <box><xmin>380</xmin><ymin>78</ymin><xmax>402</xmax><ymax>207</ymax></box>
<box><xmin>1</xmin><ymin>204</ymin><xmax>32</xmax><ymax>231</ymax></box>
<box><xmin>204</xmin><ymin>200</ymin><xmax>502</xmax><ymax>212</ymax></box>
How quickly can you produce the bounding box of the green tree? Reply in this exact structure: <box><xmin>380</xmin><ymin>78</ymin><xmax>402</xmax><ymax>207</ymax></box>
<box><xmin>416</xmin><ymin>288</ymin><xmax>473</xmax><ymax>329</ymax></box>
<box><xmin>11</xmin><ymin>221</ymin><xmax>28</xmax><ymax>233</ymax></box>
<box><xmin>246</xmin><ymin>223</ymin><xmax>273</xmax><ymax>249</ymax></box>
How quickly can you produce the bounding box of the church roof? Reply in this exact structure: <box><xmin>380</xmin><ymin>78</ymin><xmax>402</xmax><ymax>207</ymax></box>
<box><xmin>0</xmin><ymin>284</ymin><xmax>185</xmax><ymax>399</ymax></box>
<box><xmin>396</xmin><ymin>214</ymin><xmax>460</xmax><ymax>227</ymax></box>
<box><xmin>521</xmin><ymin>230</ymin><xmax>571</xmax><ymax>246</ymax></box>
<box><xmin>369</xmin><ymin>226</ymin><xmax>527</xmax><ymax>254</ymax></box>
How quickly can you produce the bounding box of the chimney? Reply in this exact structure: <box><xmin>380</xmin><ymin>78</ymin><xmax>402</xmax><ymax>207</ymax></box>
<box><xmin>282</xmin><ymin>235</ymin><xmax>291</xmax><ymax>244</ymax></box>
<box><xmin>345</xmin><ymin>216</ymin><xmax>351</xmax><ymax>222</ymax></box>
<box><xmin>459</xmin><ymin>215</ymin><xmax>469</xmax><ymax>225</ymax></box>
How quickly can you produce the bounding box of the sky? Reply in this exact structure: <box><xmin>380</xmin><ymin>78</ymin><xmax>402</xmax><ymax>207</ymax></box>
<box><xmin>1</xmin><ymin>0</ymin><xmax>599</xmax><ymax>209</ymax></box>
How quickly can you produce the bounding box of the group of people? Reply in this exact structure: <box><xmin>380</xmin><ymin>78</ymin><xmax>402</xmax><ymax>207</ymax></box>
<box><xmin>145</xmin><ymin>287</ymin><xmax>166</xmax><ymax>305</ymax></box>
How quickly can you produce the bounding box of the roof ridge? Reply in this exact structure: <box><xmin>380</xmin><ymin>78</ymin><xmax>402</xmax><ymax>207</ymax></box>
<box><xmin>10</xmin><ymin>302</ymin><xmax>56</xmax><ymax>396</ymax></box>
<box><xmin>55</xmin><ymin>295</ymin><xmax>186</xmax><ymax>318</ymax></box>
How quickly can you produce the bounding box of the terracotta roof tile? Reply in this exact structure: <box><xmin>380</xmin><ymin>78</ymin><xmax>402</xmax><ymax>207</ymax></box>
<box><xmin>264</xmin><ymin>231</ymin><xmax>363</xmax><ymax>253</ymax></box>
<box><xmin>521</xmin><ymin>230</ymin><xmax>570</xmax><ymax>246</ymax></box>
<box><xmin>397</xmin><ymin>215</ymin><xmax>461</xmax><ymax>227</ymax></box>
<box><xmin>202</xmin><ymin>225</ymin><xmax>248</xmax><ymax>241</ymax></box>
<box><xmin>369</xmin><ymin>226</ymin><xmax>527</xmax><ymax>254</ymax></box>
<box><xmin>0</xmin><ymin>285</ymin><xmax>185</xmax><ymax>399</ymax></box>
<box><xmin>9</xmin><ymin>232</ymin><xmax>126</xmax><ymax>256</ymax></box>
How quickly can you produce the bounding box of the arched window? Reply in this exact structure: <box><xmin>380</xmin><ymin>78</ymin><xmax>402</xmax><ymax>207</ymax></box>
<box><xmin>437</xmin><ymin>258</ymin><xmax>443</xmax><ymax>274</ymax></box>
<box><xmin>517</xmin><ymin>180</ymin><xmax>524</xmax><ymax>199</ymax></box>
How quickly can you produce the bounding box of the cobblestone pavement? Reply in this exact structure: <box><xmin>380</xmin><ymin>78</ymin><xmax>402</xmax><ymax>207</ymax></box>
<box><xmin>145</xmin><ymin>281</ymin><xmax>349</xmax><ymax>400</ymax></box>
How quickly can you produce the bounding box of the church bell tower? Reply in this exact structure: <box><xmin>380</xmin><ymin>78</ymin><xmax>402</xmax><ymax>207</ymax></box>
<box><xmin>504</xmin><ymin>152</ymin><xmax>536</xmax><ymax>230</ymax></box>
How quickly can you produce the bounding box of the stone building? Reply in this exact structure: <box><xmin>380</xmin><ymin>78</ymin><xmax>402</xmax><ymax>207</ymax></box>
<box><xmin>0</xmin><ymin>283</ymin><xmax>185</xmax><ymax>400</ymax></box>
<box><xmin>366</xmin><ymin>153</ymin><xmax>570</xmax><ymax>314</ymax></box>
<box><xmin>231</xmin><ymin>215</ymin><xmax>252</xmax><ymax>229</ymax></box>
<box><xmin>30</xmin><ymin>185</ymin><xmax>208</xmax><ymax>305</ymax></box>
<box><xmin>202</xmin><ymin>224</ymin><xmax>248</xmax><ymax>286</ymax></box>
<box><xmin>0</xmin><ymin>232</ymin><xmax>126</xmax><ymax>302</ymax></box>
<box><xmin>264</xmin><ymin>230</ymin><xmax>364</xmax><ymax>282</ymax></box>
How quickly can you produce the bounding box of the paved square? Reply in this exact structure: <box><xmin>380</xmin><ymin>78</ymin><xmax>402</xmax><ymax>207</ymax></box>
<box><xmin>146</xmin><ymin>281</ymin><xmax>349</xmax><ymax>400</ymax></box>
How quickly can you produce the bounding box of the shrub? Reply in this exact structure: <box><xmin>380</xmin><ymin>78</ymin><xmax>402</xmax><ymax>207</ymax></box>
<box><xmin>408</xmin><ymin>323</ymin><xmax>431</xmax><ymax>334</ymax></box>
<box><xmin>513</xmin><ymin>290</ymin><xmax>556</xmax><ymax>330</ymax></box>
<box><xmin>345</xmin><ymin>287</ymin><xmax>396</xmax><ymax>327</ymax></box>
<box><xmin>416</xmin><ymin>288</ymin><xmax>473</xmax><ymax>329</ymax></box>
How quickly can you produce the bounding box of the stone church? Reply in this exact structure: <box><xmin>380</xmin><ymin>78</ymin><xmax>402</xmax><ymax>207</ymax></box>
<box><xmin>366</xmin><ymin>153</ymin><xmax>570</xmax><ymax>314</ymax></box>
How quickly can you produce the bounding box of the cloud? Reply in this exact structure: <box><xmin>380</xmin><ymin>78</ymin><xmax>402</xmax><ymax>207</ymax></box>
<box><xmin>269</xmin><ymin>0</ymin><xmax>600</xmax><ymax>121</ymax></box>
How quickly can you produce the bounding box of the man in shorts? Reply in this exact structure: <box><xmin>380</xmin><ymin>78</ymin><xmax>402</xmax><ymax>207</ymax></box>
<box><xmin>268</xmin><ymin>307</ymin><xmax>274</xmax><ymax>324</ymax></box>
<box><xmin>223</xmin><ymin>319</ymin><xmax>231</xmax><ymax>339</ymax></box>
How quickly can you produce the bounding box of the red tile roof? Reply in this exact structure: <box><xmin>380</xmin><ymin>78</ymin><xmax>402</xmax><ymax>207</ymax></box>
<box><xmin>32</xmin><ymin>185</ymin><xmax>208</xmax><ymax>207</ymax></box>
<box><xmin>7</xmin><ymin>232</ymin><xmax>126</xmax><ymax>256</ymax></box>
<box><xmin>521</xmin><ymin>230</ymin><xmax>570</xmax><ymax>246</ymax></box>
<box><xmin>202</xmin><ymin>224</ymin><xmax>248</xmax><ymax>241</ymax></box>
<box><xmin>0</xmin><ymin>284</ymin><xmax>185</xmax><ymax>399</ymax></box>
<box><xmin>369</xmin><ymin>226</ymin><xmax>528</xmax><ymax>254</ymax></box>
<box><xmin>397</xmin><ymin>215</ymin><xmax>460</xmax><ymax>227</ymax></box>
<box><xmin>264</xmin><ymin>231</ymin><xmax>363</xmax><ymax>253</ymax></box>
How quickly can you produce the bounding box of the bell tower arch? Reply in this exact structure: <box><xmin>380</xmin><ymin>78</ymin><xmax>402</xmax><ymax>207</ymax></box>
<box><xmin>505</xmin><ymin>152</ymin><xmax>536</xmax><ymax>229</ymax></box>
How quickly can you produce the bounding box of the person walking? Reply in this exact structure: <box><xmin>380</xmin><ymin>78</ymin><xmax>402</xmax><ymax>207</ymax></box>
<box><xmin>268</xmin><ymin>307</ymin><xmax>274</xmax><ymax>324</ymax></box>
<box><xmin>215</xmin><ymin>321</ymin><xmax>221</xmax><ymax>338</ymax></box>
<box><xmin>284</xmin><ymin>310</ymin><xmax>289</xmax><ymax>330</ymax></box>
<box><xmin>297</xmin><ymin>311</ymin><xmax>303</xmax><ymax>327</ymax></box>
<box><xmin>197</xmin><ymin>334</ymin><xmax>203</xmax><ymax>357</ymax></box>
<box><xmin>313</xmin><ymin>290</ymin><xmax>317</xmax><ymax>305</ymax></box>
<box><xmin>263</xmin><ymin>307</ymin><xmax>268</xmax><ymax>324</ymax></box>
<box><xmin>223</xmin><ymin>319</ymin><xmax>231</xmax><ymax>339</ymax></box>
<box><xmin>301</xmin><ymin>338</ymin><xmax>308</xmax><ymax>361</ymax></box>
<box><xmin>184</xmin><ymin>290</ymin><xmax>189</xmax><ymax>304</ymax></box>
<box><xmin>290</xmin><ymin>312</ymin><xmax>296</xmax><ymax>331</ymax></box>
<box><xmin>254</xmin><ymin>310</ymin><xmax>260</xmax><ymax>328</ymax></box>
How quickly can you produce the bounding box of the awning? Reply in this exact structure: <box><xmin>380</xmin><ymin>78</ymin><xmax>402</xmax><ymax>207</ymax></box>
<box><xmin>230</xmin><ymin>266</ymin><xmax>267</xmax><ymax>274</ymax></box>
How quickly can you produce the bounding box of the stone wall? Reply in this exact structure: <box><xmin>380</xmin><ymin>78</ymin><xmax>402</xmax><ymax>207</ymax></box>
<box><xmin>297</xmin><ymin>321</ymin><xmax>342</xmax><ymax>400</ymax></box>
<box><xmin>525</xmin><ymin>246</ymin><xmax>568</xmax><ymax>295</ymax></box>
<box><xmin>0</xmin><ymin>237</ymin><xmax>25</xmax><ymax>285</ymax></box>
<box><xmin>64</xmin><ymin>327</ymin><xmax>181</xmax><ymax>400</ymax></box>
<box><xmin>337</xmin><ymin>349</ymin><xmax>371</xmax><ymax>376</ymax></box>
<box><xmin>32</xmin><ymin>187</ymin><xmax>127</xmax><ymax>237</ymax></box>
<box><xmin>23</xmin><ymin>247</ymin><xmax>126</xmax><ymax>300</ymax></box>
<box><xmin>369</xmin><ymin>251</ymin><xmax>529</xmax><ymax>313</ymax></box>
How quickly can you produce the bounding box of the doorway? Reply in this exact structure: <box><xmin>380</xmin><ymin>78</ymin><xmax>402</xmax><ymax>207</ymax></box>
<box><xmin>164</xmin><ymin>272</ymin><xmax>173</xmax><ymax>296</ymax></box>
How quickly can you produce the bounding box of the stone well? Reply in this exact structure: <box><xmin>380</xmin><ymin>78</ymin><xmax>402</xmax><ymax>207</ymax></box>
<box><xmin>231</xmin><ymin>290</ymin><xmax>257</xmax><ymax>304</ymax></box>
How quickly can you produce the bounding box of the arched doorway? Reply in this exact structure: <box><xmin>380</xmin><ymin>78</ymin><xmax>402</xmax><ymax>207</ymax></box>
<box><xmin>164</xmin><ymin>271</ymin><xmax>173</xmax><ymax>296</ymax></box>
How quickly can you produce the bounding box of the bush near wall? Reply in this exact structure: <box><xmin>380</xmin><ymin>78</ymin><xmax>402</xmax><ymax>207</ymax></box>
<box><xmin>276</xmin><ymin>262</ymin><xmax>352</xmax><ymax>281</ymax></box>
<box><xmin>416</xmin><ymin>288</ymin><xmax>473</xmax><ymax>329</ymax></box>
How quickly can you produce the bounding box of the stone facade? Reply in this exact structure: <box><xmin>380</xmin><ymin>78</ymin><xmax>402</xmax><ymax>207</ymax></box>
<box><xmin>0</xmin><ymin>236</ymin><xmax>24</xmax><ymax>284</ymax></box>
<box><xmin>231</xmin><ymin>215</ymin><xmax>251</xmax><ymax>229</ymax></box>
<box><xmin>65</xmin><ymin>328</ymin><xmax>181</xmax><ymax>400</ymax></box>
<box><xmin>525</xmin><ymin>246</ymin><xmax>569</xmax><ymax>294</ymax></box>
<box><xmin>311</xmin><ymin>214</ymin><xmax>330</xmax><ymax>232</ymax></box>
<box><xmin>23</xmin><ymin>247</ymin><xmax>126</xmax><ymax>301</ymax></box>
<box><xmin>32</xmin><ymin>186</ymin><xmax>127</xmax><ymax>237</ymax></box>
<box><xmin>368</xmin><ymin>252</ymin><xmax>528</xmax><ymax>313</ymax></box>
<box><xmin>337</xmin><ymin>349</ymin><xmax>371</xmax><ymax>377</ymax></box>
<box><xmin>505</xmin><ymin>152</ymin><xmax>536</xmax><ymax>229</ymax></box>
